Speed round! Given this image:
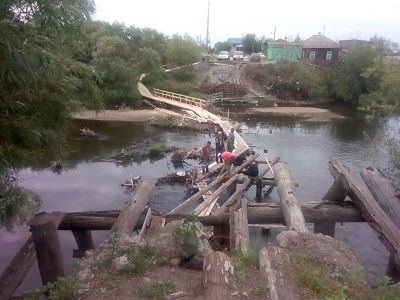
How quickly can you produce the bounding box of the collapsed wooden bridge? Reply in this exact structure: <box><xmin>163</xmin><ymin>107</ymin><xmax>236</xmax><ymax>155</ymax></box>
<box><xmin>2</xmin><ymin>80</ymin><xmax>400</xmax><ymax>299</ymax></box>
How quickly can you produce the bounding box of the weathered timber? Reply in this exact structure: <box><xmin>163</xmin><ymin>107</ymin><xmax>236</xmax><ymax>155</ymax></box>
<box><xmin>202</xmin><ymin>251</ymin><xmax>235</xmax><ymax>299</ymax></box>
<box><xmin>111</xmin><ymin>180</ymin><xmax>155</xmax><ymax>236</ymax></box>
<box><xmin>273</xmin><ymin>162</ymin><xmax>308</xmax><ymax>232</ymax></box>
<box><xmin>322</xmin><ymin>178</ymin><xmax>348</xmax><ymax>202</ymax></box>
<box><xmin>258</xmin><ymin>156</ymin><xmax>281</xmax><ymax>179</ymax></box>
<box><xmin>29</xmin><ymin>212</ymin><xmax>66</xmax><ymax>285</ymax></box>
<box><xmin>58</xmin><ymin>202</ymin><xmax>363</xmax><ymax>231</ymax></box>
<box><xmin>236</xmin><ymin>178</ymin><xmax>277</xmax><ymax>185</ymax></box>
<box><xmin>72</xmin><ymin>230</ymin><xmax>95</xmax><ymax>258</ymax></box>
<box><xmin>138</xmin><ymin>207</ymin><xmax>152</xmax><ymax>239</ymax></box>
<box><xmin>194</xmin><ymin>174</ymin><xmax>239</xmax><ymax>215</ymax></box>
<box><xmin>216</xmin><ymin>178</ymin><xmax>251</xmax><ymax>215</ymax></box>
<box><xmin>0</xmin><ymin>237</ymin><xmax>35</xmax><ymax>300</ymax></box>
<box><xmin>259</xmin><ymin>246</ymin><xmax>300</xmax><ymax>300</ymax></box>
<box><xmin>360</xmin><ymin>167</ymin><xmax>400</xmax><ymax>228</ymax></box>
<box><xmin>360</xmin><ymin>167</ymin><xmax>400</xmax><ymax>280</ymax></box>
<box><xmin>329</xmin><ymin>159</ymin><xmax>400</xmax><ymax>269</ymax></box>
<box><xmin>229</xmin><ymin>198</ymin><xmax>250</xmax><ymax>253</ymax></box>
<box><xmin>167</xmin><ymin>173</ymin><xmax>228</xmax><ymax>215</ymax></box>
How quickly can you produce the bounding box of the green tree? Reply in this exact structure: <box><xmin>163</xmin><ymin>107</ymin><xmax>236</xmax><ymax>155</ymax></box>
<box><xmin>242</xmin><ymin>34</ymin><xmax>261</xmax><ymax>54</ymax></box>
<box><xmin>324</xmin><ymin>45</ymin><xmax>380</xmax><ymax>107</ymax></box>
<box><xmin>0</xmin><ymin>0</ymin><xmax>101</xmax><ymax>224</ymax></box>
<box><xmin>165</xmin><ymin>34</ymin><xmax>202</xmax><ymax>67</ymax></box>
<box><xmin>370</xmin><ymin>35</ymin><xmax>399</xmax><ymax>56</ymax></box>
<box><xmin>214</xmin><ymin>41</ymin><xmax>231</xmax><ymax>52</ymax></box>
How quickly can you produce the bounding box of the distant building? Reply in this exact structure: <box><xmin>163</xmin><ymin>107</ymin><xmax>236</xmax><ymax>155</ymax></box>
<box><xmin>266</xmin><ymin>41</ymin><xmax>302</xmax><ymax>61</ymax></box>
<box><xmin>339</xmin><ymin>39</ymin><xmax>370</xmax><ymax>50</ymax></box>
<box><xmin>227</xmin><ymin>38</ymin><xmax>243</xmax><ymax>47</ymax></box>
<box><xmin>302</xmin><ymin>34</ymin><xmax>341</xmax><ymax>65</ymax></box>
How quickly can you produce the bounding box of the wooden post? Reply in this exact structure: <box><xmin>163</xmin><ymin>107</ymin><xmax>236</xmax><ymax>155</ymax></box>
<box><xmin>256</xmin><ymin>178</ymin><xmax>263</xmax><ymax>201</ymax></box>
<box><xmin>0</xmin><ymin>237</ymin><xmax>36</xmax><ymax>300</ymax></box>
<box><xmin>313</xmin><ymin>221</ymin><xmax>335</xmax><ymax>237</ymax></box>
<box><xmin>322</xmin><ymin>178</ymin><xmax>348</xmax><ymax>202</ymax></box>
<box><xmin>259</xmin><ymin>246</ymin><xmax>300</xmax><ymax>300</ymax></box>
<box><xmin>72</xmin><ymin>230</ymin><xmax>95</xmax><ymax>258</ymax></box>
<box><xmin>29</xmin><ymin>213</ymin><xmax>65</xmax><ymax>285</ymax></box>
<box><xmin>229</xmin><ymin>198</ymin><xmax>250</xmax><ymax>254</ymax></box>
<box><xmin>272</xmin><ymin>162</ymin><xmax>308</xmax><ymax>232</ymax></box>
<box><xmin>202</xmin><ymin>251</ymin><xmax>235</xmax><ymax>299</ymax></box>
<box><xmin>111</xmin><ymin>180</ymin><xmax>155</xmax><ymax>236</ymax></box>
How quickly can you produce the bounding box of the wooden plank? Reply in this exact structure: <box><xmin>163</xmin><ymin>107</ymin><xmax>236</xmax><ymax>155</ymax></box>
<box><xmin>329</xmin><ymin>159</ymin><xmax>400</xmax><ymax>267</ymax></box>
<box><xmin>111</xmin><ymin>180</ymin><xmax>155</xmax><ymax>236</ymax></box>
<box><xmin>215</xmin><ymin>178</ymin><xmax>251</xmax><ymax>215</ymax></box>
<box><xmin>273</xmin><ymin>162</ymin><xmax>308</xmax><ymax>232</ymax></box>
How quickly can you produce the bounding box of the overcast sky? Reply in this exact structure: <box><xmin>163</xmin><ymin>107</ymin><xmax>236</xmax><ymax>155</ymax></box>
<box><xmin>94</xmin><ymin>0</ymin><xmax>400</xmax><ymax>45</ymax></box>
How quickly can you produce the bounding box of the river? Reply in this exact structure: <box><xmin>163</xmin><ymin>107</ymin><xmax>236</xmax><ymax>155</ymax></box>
<box><xmin>1</xmin><ymin>115</ymin><xmax>398</xmax><ymax>295</ymax></box>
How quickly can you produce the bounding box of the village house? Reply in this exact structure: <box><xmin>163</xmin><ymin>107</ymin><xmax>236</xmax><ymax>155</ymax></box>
<box><xmin>301</xmin><ymin>34</ymin><xmax>341</xmax><ymax>65</ymax></box>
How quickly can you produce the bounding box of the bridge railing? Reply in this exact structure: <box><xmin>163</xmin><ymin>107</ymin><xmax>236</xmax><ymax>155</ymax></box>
<box><xmin>153</xmin><ymin>89</ymin><xmax>210</xmax><ymax>108</ymax></box>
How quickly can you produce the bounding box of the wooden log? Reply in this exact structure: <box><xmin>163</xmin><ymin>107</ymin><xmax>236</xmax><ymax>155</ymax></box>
<box><xmin>256</xmin><ymin>178</ymin><xmax>263</xmax><ymax>200</ymax></box>
<box><xmin>111</xmin><ymin>180</ymin><xmax>155</xmax><ymax>236</ymax></box>
<box><xmin>138</xmin><ymin>207</ymin><xmax>152</xmax><ymax>240</ymax></box>
<box><xmin>167</xmin><ymin>173</ymin><xmax>228</xmax><ymax>215</ymax></box>
<box><xmin>194</xmin><ymin>174</ymin><xmax>239</xmax><ymax>215</ymax></box>
<box><xmin>258</xmin><ymin>156</ymin><xmax>280</xmax><ymax>179</ymax></box>
<box><xmin>360</xmin><ymin>167</ymin><xmax>400</xmax><ymax>228</ymax></box>
<box><xmin>72</xmin><ymin>230</ymin><xmax>95</xmax><ymax>258</ymax></box>
<box><xmin>322</xmin><ymin>178</ymin><xmax>348</xmax><ymax>202</ymax></box>
<box><xmin>202</xmin><ymin>251</ymin><xmax>235</xmax><ymax>299</ymax></box>
<box><xmin>329</xmin><ymin>159</ymin><xmax>400</xmax><ymax>269</ymax></box>
<box><xmin>259</xmin><ymin>246</ymin><xmax>300</xmax><ymax>300</ymax></box>
<box><xmin>215</xmin><ymin>178</ymin><xmax>251</xmax><ymax>215</ymax></box>
<box><xmin>168</xmin><ymin>155</ymin><xmax>259</xmax><ymax>215</ymax></box>
<box><xmin>273</xmin><ymin>162</ymin><xmax>308</xmax><ymax>232</ymax></box>
<box><xmin>29</xmin><ymin>212</ymin><xmax>66</xmax><ymax>285</ymax></box>
<box><xmin>360</xmin><ymin>167</ymin><xmax>400</xmax><ymax>279</ymax></box>
<box><xmin>230</xmin><ymin>198</ymin><xmax>250</xmax><ymax>254</ymax></box>
<box><xmin>0</xmin><ymin>237</ymin><xmax>36</xmax><ymax>300</ymax></box>
<box><xmin>236</xmin><ymin>178</ymin><xmax>277</xmax><ymax>185</ymax></box>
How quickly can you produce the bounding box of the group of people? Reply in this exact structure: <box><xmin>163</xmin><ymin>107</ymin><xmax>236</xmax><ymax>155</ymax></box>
<box><xmin>200</xmin><ymin>128</ymin><xmax>236</xmax><ymax>174</ymax></box>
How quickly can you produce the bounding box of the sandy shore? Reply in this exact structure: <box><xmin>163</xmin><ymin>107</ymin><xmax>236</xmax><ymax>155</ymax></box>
<box><xmin>73</xmin><ymin>109</ymin><xmax>168</xmax><ymax>122</ymax></box>
<box><xmin>248</xmin><ymin>107</ymin><xmax>345</xmax><ymax>122</ymax></box>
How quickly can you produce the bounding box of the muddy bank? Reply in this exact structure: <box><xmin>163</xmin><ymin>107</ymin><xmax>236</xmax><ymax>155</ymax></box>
<box><xmin>247</xmin><ymin>107</ymin><xmax>345</xmax><ymax>122</ymax></box>
<box><xmin>74</xmin><ymin>109</ymin><xmax>167</xmax><ymax>122</ymax></box>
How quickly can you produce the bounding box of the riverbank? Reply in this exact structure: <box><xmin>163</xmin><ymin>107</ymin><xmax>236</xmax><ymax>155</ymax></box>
<box><xmin>247</xmin><ymin>107</ymin><xmax>345</xmax><ymax>122</ymax></box>
<box><xmin>74</xmin><ymin>109</ymin><xmax>168</xmax><ymax>122</ymax></box>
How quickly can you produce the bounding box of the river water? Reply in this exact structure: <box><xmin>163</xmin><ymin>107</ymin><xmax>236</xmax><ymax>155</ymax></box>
<box><xmin>1</xmin><ymin>115</ymin><xmax>398</xmax><ymax>295</ymax></box>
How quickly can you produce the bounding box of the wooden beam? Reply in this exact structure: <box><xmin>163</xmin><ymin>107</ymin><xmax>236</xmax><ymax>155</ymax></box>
<box><xmin>111</xmin><ymin>180</ymin><xmax>154</xmax><ymax>236</ymax></box>
<box><xmin>329</xmin><ymin>159</ymin><xmax>400</xmax><ymax>268</ymax></box>
<box><xmin>0</xmin><ymin>237</ymin><xmax>36</xmax><ymax>300</ymax></box>
<box><xmin>72</xmin><ymin>230</ymin><xmax>95</xmax><ymax>258</ymax></box>
<box><xmin>215</xmin><ymin>178</ymin><xmax>251</xmax><ymax>215</ymax></box>
<box><xmin>194</xmin><ymin>174</ymin><xmax>239</xmax><ymax>215</ymax></box>
<box><xmin>273</xmin><ymin>162</ymin><xmax>308</xmax><ymax>232</ymax></box>
<box><xmin>258</xmin><ymin>156</ymin><xmax>280</xmax><ymax>179</ymax></box>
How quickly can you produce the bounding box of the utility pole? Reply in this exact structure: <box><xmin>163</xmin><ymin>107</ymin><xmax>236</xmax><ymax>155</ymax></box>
<box><xmin>273</xmin><ymin>26</ymin><xmax>276</xmax><ymax>41</ymax></box>
<box><xmin>206</xmin><ymin>0</ymin><xmax>210</xmax><ymax>52</ymax></box>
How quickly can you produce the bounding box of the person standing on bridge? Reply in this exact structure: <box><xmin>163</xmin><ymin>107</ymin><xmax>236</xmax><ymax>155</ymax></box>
<box><xmin>215</xmin><ymin>131</ymin><xmax>225</xmax><ymax>163</ymax></box>
<box><xmin>200</xmin><ymin>141</ymin><xmax>212</xmax><ymax>174</ymax></box>
<box><xmin>219</xmin><ymin>151</ymin><xmax>237</xmax><ymax>175</ymax></box>
<box><xmin>227</xmin><ymin>128</ymin><xmax>235</xmax><ymax>152</ymax></box>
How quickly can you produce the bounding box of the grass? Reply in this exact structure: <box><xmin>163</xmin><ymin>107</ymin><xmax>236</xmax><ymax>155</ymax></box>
<box><xmin>137</xmin><ymin>278</ymin><xmax>175</xmax><ymax>299</ymax></box>
<box><xmin>123</xmin><ymin>245</ymin><xmax>154</xmax><ymax>275</ymax></box>
<box><xmin>232</xmin><ymin>249</ymin><xmax>259</xmax><ymax>281</ymax></box>
<box><xmin>24</xmin><ymin>276</ymin><xmax>79</xmax><ymax>300</ymax></box>
<box><xmin>253</xmin><ymin>284</ymin><xmax>270</xmax><ymax>297</ymax></box>
<box><xmin>174</xmin><ymin>214</ymin><xmax>200</xmax><ymax>258</ymax></box>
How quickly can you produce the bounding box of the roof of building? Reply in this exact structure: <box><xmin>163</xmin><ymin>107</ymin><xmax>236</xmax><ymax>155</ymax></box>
<box><xmin>302</xmin><ymin>34</ymin><xmax>341</xmax><ymax>49</ymax></box>
<box><xmin>227</xmin><ymin>38</ymin><xmax>243</xmax><ymax>45</ymax></box>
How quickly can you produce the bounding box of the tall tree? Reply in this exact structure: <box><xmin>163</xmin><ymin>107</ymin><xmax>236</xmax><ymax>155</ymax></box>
<box><xmin>242</xmin><ymin>34</ymin><xmax>261</xmax><ymax>54</ymax></box>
